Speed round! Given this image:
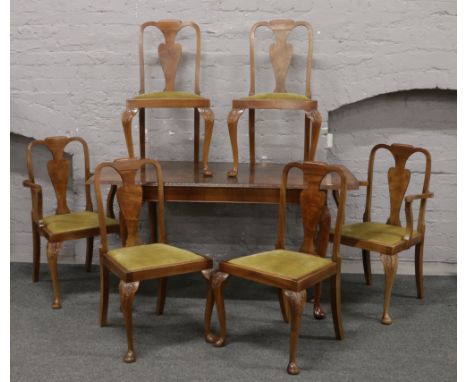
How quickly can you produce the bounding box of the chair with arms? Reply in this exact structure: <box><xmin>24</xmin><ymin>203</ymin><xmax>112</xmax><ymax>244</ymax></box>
<box><xmin>330</xmin><ymin>143</ymin><xmax>433</xmax><ymax>325</ymax></box>
<box><xmin>226</xmin><ymin>19</ymin><xmax>322</xmax><ymax>177</ymax></box>
<box><xmin>122</xmin><ymin>20</ymin><xmax>215</xmax><ymax>176</ymax></box>
<box><xmin>203</xmin><ymin>161</ymin><xmax>348</xmax><ymax>375</ymax></box>
<box><xmin>23</xmin><ymin>136</ymin><xmax>119</xmax><ymax>309</ymax></box>
<box><xmin>94</xmin><ymin>157</ymin><xmax>213</xmax><ymax>363</ymax></box>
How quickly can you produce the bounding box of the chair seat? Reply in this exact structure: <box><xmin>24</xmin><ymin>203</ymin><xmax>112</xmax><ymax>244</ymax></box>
<box><xmin>225</xmin><ymin>249</ymin><xmax>333</xmax><ymax>282</ymax></box>
<box><xmin>108</xmin><ymin>243</ymin><xmax>207</xmax><ymax>273</ymax></box>
<box><xmin>42</xmin><ymin>211</ymin><xmax>117</xmax><ymax>235</ymax></box>
<box><xmin>132</xmin><ymin>91</ymin><xmax>204</xmax><ymax>100</ymax></box>
<box><xmin>241</xmin><ymin>92</ymin><xmax>310</xmax><ymax>101</ymax></box>
<box><xmin>336</xmin><ymin>222</ymin><xmax>421</xmax><ymax>255</ymax></box>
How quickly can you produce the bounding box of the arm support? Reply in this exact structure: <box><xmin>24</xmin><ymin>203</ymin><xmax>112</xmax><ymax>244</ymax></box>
<box><xmin>404</xmin><ymin>192</ymin><xmax>434</xmax><ymax>240</ymax></box>
<box><xmin>23</xmin><ymin>180</ymin><xmax>43</xmax><ymax>221</ymax></box>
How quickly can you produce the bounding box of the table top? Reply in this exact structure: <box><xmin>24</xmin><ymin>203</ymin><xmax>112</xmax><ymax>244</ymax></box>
<box><xmin>91</xmin><ymin>161</ymin><xmax>359</xmax><ymax>191</ymax></box>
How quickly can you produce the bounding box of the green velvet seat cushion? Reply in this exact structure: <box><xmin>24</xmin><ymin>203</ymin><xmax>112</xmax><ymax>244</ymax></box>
<box><xmin>108</xmin><ymin>243</ymin><xmax>206</xmax><ymax>272</ymax></box>
<box><xmin>43</xmin><ymin>211</ymin><xmax>117</xmax><ymax>234</ymax></box>
<box><xmin>227</xmin><ymin>249</ymin><xmax>332</xmax><ymax>281</ymax></box>
<box><xmin>340</xmin><ymin>222</ymin><xmax>409</xmax><ymax>246</ymax></box>
<box><xmin>133</xmin><ymin>91</ymin><xmax>203</xmax><ymax>100</ymax></box>
<box><xmin>241</xmin><ymin>92</ymin><xmax>309</xmax><ymax>101</ymax></box>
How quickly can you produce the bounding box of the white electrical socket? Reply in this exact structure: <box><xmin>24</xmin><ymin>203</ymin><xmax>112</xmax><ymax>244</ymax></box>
<box><xmin>327</xmin><ymin>133</ymin><xmax>333</xmax><ymax>148</ymax></box>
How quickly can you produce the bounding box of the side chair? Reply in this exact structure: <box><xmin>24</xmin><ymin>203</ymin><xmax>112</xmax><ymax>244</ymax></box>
<box><xmin>23</xmin><ymin>136</ymin><xmax>120</xmax><ymax>309</ymax></box>
<box><xmin>226</xmin><ymin>19</ymin><xmax>322</xmax><ymax>177</ymax></box>
<box><xmin>330</xmin><ymin>143</ymin><xmax>433</xmax><ymax>325</ymax></box>
<box><xmin>203</xmin><ymin>161</ymin><xmax>348</xmax><ymax>375</ymax></box>
<box><xmin>94</xmin><ymin>157</ymin><xmax>213</xmax><ymax>363</ymax></box>
<box><xmin>122</xmin><ymin>20</ymin><xmax>215</xmax><ymax>176</ymax></box>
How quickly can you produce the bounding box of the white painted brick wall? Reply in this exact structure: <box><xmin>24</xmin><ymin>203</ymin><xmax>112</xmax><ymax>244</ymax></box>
<box><xmin>10</xmin><ymin>0</ymin><xmax>456</xmax><ymax>272</ymax></box>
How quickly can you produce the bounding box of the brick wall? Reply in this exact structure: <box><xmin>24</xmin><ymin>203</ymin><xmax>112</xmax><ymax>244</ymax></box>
<box><xmin>10</xmin><ymin>0</ymin><xmax>456</xmax><ymax>273</ymax></box>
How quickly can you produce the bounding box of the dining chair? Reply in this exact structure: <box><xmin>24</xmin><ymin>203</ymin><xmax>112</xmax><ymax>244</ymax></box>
<box><xmin>122</xmin><ymin>20</ymin><xmax>215</xmax><ymax>176</ymax></box>
<box><xmin>23</xmin><ymin>136</ymin><xmax>120</xmax><ymax>309</ymax></box>
<box><xmin>94</xmin><ymin>157</ymin><xmax>213</xmax><ymax>363</ymax></box>
<box><xmin>203</xmin><ymin>161</ymin><xmax>348</xmax><ymax>375</ymax></box>
<box><xmin>330</xmin><ymin>143</ymin><xmax>433</xmax><ymax>325</ymax></box>
<box><xmin>226</xmin><ymin>19</ymin><xmax>322</xmax><ymax>177</ymax></box>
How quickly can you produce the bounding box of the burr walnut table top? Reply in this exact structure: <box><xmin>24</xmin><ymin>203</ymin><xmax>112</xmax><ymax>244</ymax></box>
<box><xmin>90</xmin><ymin>161</ymin><xmax>359</xmax><ymax>204</ymax></box>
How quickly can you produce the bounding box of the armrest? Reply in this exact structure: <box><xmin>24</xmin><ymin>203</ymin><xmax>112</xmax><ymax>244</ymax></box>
<box><xmin>23</xmin><ymin>179</ymin><xmax>42</xmax><ymax>191</ymax></box>
<box><xmin>22</xmin><ymin>179</ymin><xmax>43</xmax><ymax>220</ymax></box>
<box><xmin>404</xmin><ymin>192</ymin><xmax>434</xmax><ymax>240</ymax></box>
<box><xmin>358</xmin><ymin>180</ymin><xmax>368</xmax><ymax>187</ymax></box>
<box><xmin>405</xmin><ymin>192</ymin><xmax>434</xmax><ymax>203</ymax></box>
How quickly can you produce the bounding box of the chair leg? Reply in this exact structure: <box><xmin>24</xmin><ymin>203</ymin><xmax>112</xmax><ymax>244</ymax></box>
<box><xmin>85</xmin><ymin>237</ymin><xmax>93</xmax><ymax>272</ymax></box>
<box><xmin>312</xmin><ymin>282</ymin><xmax>326</xmax><ymax>320</ymax></box>
<box><xmin>227</xmin><ymin>108</ymin><xmax>244</xmax><ymax>177</ymax></box>
<box><xmin>199</xmin><ymin>107</ymin><xmax>214</xmax><ymax>177</ymax></box>
<box><xmin>284</xmin><ymin>290</ymin><xmax>306</xmax><ymax>375</ymax></box>
<box><xmin>362</xmin><ymin>250</ymin><xmax>372</xmax><ymax>285</ymax></box>
<box><xmin>121</xmin><ymin>107</ymin><xmax>138</xmax><ymax>158</ymax></box>
<box><xmin>46</xmin><ymin>242</ymin><xmax>63</xmax><ymax>309</ymax></box>
<box><xmin>415</xmin><ymin>240</ymin><xmax>424</xmax><ymax>299</ymax></box>
<box><xmin>278</xmin><ymin>289</ymin><xmax>290</xmax><ymax>323</ymax></box>
<box><xmin>202</xmin><ymin>269</ymin><xmax>217</xmax><ymax>343</ymax></box>
<box><xmin>32</xmin><ymin>222</ymin><xmax>40</xmax><ymax>282</ymax></box>
<box><xmin>156</xmin><ymin>278</ymin><xmax>167</xmax><ymax>315</ymax></box>
<box><xmin>119</xmin><ymin>280</ymin><xmax>139</xmax><ymax>363</ymax></box>
<box><xmin>330</xmin><ymin>273</ymin><xmax>344</xmax><ymax>340</ymax></box>
<box><xmin>100</xmin><ymin>262</ymin><xmax>109</xmax><ymax>326</ymax></box>
<box><xmin>380</xmin><ymin>254</ymin><xmax>399</xmax><ymax>325</ymax></box>
<box><xmin>205</xmin><ymin>271</ymin><xmax>229</xmax><ymax>347</ymax></box>
<box><xmin>148</xmin><ymin>201</ymin><xmax>158</xmax><ymax>243</ymax></box>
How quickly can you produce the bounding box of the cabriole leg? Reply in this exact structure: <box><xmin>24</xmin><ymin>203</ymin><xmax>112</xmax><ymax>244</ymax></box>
<box><xmin>46</xmin><ymin>241</ymin><xmax>63</xmax><ymax>309</ymax></box>
<box><xmin>119</xmin><ymin>281</ymin><xmax>139</xmax><ymax>363</ymax></box>
<box><xmin>380</xmin><ymin>254</ymin><xmax>399</xmax><ymax>325</ymax></box>
<box><xmin>227</xmin><ymin>108</ymin><xmax>244</xmax><ymax>177</ymax></box>
<box><xmin>284</xmin><ymin>290</ymin><xmax>306</xmax><ymax>375</ymax></box>
<box><xmin>198</xmin><ymin>107</ymin><xmax>215</xmax><ymax>177</ymax></box>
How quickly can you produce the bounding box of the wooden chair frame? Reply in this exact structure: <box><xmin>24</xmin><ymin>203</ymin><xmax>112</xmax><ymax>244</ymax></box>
<box><xmin>94</xmin><ymin>158</ymin><xmax>213</xmax><ymax>363</ymax></box>
<box><xmin>203</xmin><ymin>161</ymin><xmax>348</xmax><ymax>375</ymax></box>
<box><xmin>330</xmin><ymin>143</ymin><xmax>433</xmax><ymax>324</ymax></box>
<box><xmin>122</xmin><ymin>20</ymin><xmax>215</xmax><ymax>176</ymax></box>
<box><xmin>226</xmin><ymin>19</ymin><xmax>321</xmax><ymax>177</ymax></box>
<box><xmin>23</xmin><ymin>136</ymin><xmax>119</xmax><ymax>309</ymax></box>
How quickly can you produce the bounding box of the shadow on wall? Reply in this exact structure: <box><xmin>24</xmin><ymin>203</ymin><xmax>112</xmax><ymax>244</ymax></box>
<box><xmin>327</xmin><ymin>89</ymin><xmax>456</xmax><ymax>270</ymax></box>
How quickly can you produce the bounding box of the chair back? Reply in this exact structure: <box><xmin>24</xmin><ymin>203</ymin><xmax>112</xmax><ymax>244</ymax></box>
<box><xmin>26</xmin><ymin>136</ymin><xmax>92</xmax><ymax>215</ymax></box>
<box><xmin>276</xmin><ymin>161</ymin><xmax>348</xmax><ymax>262</ymax></box>
<box><xmin>139</xmin><ymin>20</ymin><xmax>202</xmax><ymax>95</ymax></box>
<box><xmin>94</xmin><ymin>158</ymin><xmax>166</xmax><ymax>254</ymax></box>
<box><xmin>364</xmin><ymin>143</ymin><xmax>431</xmax><ymax>232</ymax></box>
<box><xmin>249</xmin><ymin>19</ymin><xmax>314</xmax><ymax>97</ymax></box>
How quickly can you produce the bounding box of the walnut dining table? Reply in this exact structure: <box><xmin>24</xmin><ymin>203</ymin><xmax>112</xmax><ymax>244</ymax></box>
<box><xmin>92</xmin><ymin>161</ymin><xmax>359</xmax><ymax>203</ymax></box>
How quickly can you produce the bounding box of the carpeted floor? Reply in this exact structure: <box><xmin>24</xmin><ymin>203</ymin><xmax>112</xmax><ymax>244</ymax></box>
<box><xmin>10</xmin><ymin>262</ymin><xmax>456</xmax><ymax>382</ymax></box>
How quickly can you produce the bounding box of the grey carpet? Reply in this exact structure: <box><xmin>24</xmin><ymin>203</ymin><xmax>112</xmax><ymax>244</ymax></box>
<box><xmin>11</xmin><ymin>262</ymin><xmax>456</xmax><ymax>382</ymax></box>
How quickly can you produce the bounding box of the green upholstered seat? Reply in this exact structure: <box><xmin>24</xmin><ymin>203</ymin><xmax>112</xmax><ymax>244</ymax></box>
<box><xmin>340</xmin><ymin>222</ymin><xmax>409</xmax><ymax>246</ymax></box>
<box><xmin>108</xmin><ymin>243</ymin><xmax>206</xmax><ymax>272</ymax></box>
<box><xmin>133</xmin><ymin>91</ymin><xmax>203</xmax><ymax>100</ymax></box>
<box><xmin>227</xmin><ymin>249</ymin><xmax>332</xmax><ymax>281</ymax></box>
<box><xmin>42</xmin><ymin>211</ymin><xmax>117</xmax><ymax>235</ymax></box>
<box><xmin>241</xmin><ymin>92</ymin><xmax>310</xmax><ymax>101</ymax></box>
